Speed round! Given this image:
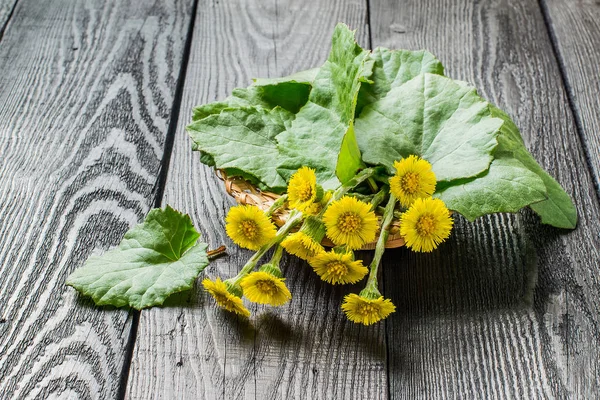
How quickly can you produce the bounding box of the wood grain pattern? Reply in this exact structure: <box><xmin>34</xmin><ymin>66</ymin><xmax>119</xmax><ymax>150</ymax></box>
<box><xmin>541</xmin><ymin>0</ymin><xmax>600</xmax><ymax>193</ymax></box>
<box><xmin>370</xmin><ymin>0</ymin><xmax>600</xmax><ymax>398</ymax></box>
<box><xmin>125</xmin><ymin>1</ymin><xmax>390</xmax><ymax>399</ymax></box>
<box><xmin>0</xmin><ymin>0</ymin><xmax>18</xmax><ymax>36</ymax></box>
<box><xmin>0</xmin><ymin>0</ymin><xmax>193</xmax><ymax>397</ymax></box>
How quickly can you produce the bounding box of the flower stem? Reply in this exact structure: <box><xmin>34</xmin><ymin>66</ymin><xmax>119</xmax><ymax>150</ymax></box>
<box><xmin>370</xmin><ymin>186</ymin><xmax>388</xmax><ymax>211</ymax></box>
<box><xmin>339</xmin><ymin>168</ymin><xmax>377</xmax><ymax>196</ymax></box>
<box><xmin>366</xmin><ymin>177</ymin><xmax>379</xmax><ymax>193</ymax></box>
<box><xmin>317</xmin><ymin>168</ymin><xmax>378</xmax><ymax>220</ymax></box>
<box><xmin>269</xmin><ymin>244</ymin><xmax>284</xmax><ymax>265</ymax></box>
<box><xmin>265</xmin><ymin>194</ymin><xmax>288</xmax><ymax>217</ymax></box>
<box><xmin>363</xmin><ymin>193</ymin><xmax>397</xmax><ymax>297</ymax></box>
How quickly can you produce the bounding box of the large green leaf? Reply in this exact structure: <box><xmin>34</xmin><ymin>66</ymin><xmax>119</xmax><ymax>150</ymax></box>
<box><xmin>66</xmin><ymin>206</ymin><xmax>209</xmax><ymax>309</ymax></box>
<box><xmin>434</xmin><ymin>157</ymin><xmax>547</xmax><ymax>220</ymax></box>
<box><xmin>355</xmin><ymin>73</ymin><xmax>503</xmax><ymax>182</ymax></box>
<box><xmin>434</xmin><ymin>106</ymin><xmax>577</xmax><ymax>228</ymax></box>
<box><xmin>275</xmin><ymin>24</ymin><xmax>371</xmax><ymax>188</ymax></box>
<box><xmin>253</xmin><ymin>68</ymin><xmax>319</xmax><ymax>86</ymax></box>
<box><xmin>187</xmin><ymin>23</ymin><xmax>370</xmax><ymax>191</ymax></box>
<box><xmin>192</xmin><ymin>82</ymin><xmax>311</xmax><ymax>122</ymax></box>
<box><xmin>356</xmin><ymin>47</ymin><xmax>444</xmax><ymax>114</ymax></box>
<box><xmin>188</xmin><ymin>106</ymin><xmax>294</xmax><ymax>190</ymax></box>
<box><xmin>490</xmin><ymin>106</ymin><xmax>577</xmax><ymax>228</ymax></box>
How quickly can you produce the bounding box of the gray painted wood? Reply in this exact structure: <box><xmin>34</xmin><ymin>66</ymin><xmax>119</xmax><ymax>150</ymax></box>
<box><xmin>0</xmin><ymin>0</ymin><xmax>193</xmax><ymax>397</ymax></box>
<box><xmin>0</xmin><ymin>0</ymin><xmax>17</xmax><ymax>35</ymax></box>
<box><xmin>125</xmin><ymin>1</ymin><xmax>390</xmax><ymax>399</ymax></box>
<box><xmin>370</xmin><ymin>0</ymin><xmax>600</xmax><ymax>398</ymax></box>
<box><xmin>541</xmin><ymin>0</ymin><xmax>600</xmax><ymax>193</ymax></box>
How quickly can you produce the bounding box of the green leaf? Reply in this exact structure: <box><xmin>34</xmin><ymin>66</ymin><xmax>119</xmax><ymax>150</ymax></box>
<box><xmin>435</xmin><ymin>157</ymin><xmax>547</xmax><ymax>221</ymax></box>
<box><xmin>489</xmin><ymin>106</ymin><xmax>577</xmax><ymax>228</ymax></box>
<box><xmin>253</xmin><ymin>68</ymin><xmax>320</xmax><ymax>86</ymax></box>
<box><xmin>356</xmin><ymin>47</ymin><xmax>444</xmax><ymax>114</ymax></box>
<box><xmin>336</xmin><ymin>122</ymin><xmax>364</xmax><ymax>184</ymax></box>
<box><xmin>188</xmin><ymin>23</ymin><xmax>370</xmax><ymax>191</ymax></box>
<box><xmin>192</xmin><ymin>82</ymin><xmax>311</xmax><ymax>121</ymax></box>
<box><xmin>276</xmin><ymin>23</ymin><xmax>370</xmax><ymax>188</ymax></box>
<box><xmin>66</xmin><ymin>206</ymin><xmax>210</xmax><ymax>309</ymax></box>
<box><xmin>529</xmin><ymin>174</ymin><xmax>578</xmax><ymax>229</ymax></box>
<box><xmin>355</xmin><ymin>73</ymin><xmax>503</xmax><ymax>182</ymax></box>
<box><xmin>188</xmin><ymin>106</ymin><xmax>294</xmax><ymax>191</ymax></box>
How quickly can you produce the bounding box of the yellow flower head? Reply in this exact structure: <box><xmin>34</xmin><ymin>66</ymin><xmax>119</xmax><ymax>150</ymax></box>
<box><xmin>400</xmin><ymin>197</ymin><xmax>453</xmax><ymax>252</ymax></box>
<box><xmin>287</xmin><ymin>167</ymin><xmax>320</xmax><ymax>212</ymax></box>
<box><xmin>342</xmin><ymin>293</ymin><xmax>396</xmax><ymax>325</ymax></box>
<box><xmin>240</xmin><ymin>271</ymin><xmax>292</xmax><ymax>306</ymax></box>
<box><xmin>202</xmin><ymin>278</ymin><xmax>250</xmax><ymax>317</ymax></box>
<box><xmin>310</xmin><ymin>251</ymin><xmax>368</xmax><ymax>285</ymax></box>
<box><xmin>322</xmin><ymin>196</ymin><xmax>378</xmax><ymax>250</ymax></box>
<box><xmin>389</xmin><ymin>155</ymin><xmax>436</xmax><ymax>208</ymax></box>
<box><xmin>281</xmin><ymin>231</ymin><xmax>324</xmax><ymax>261</ymax></box>
<box><xmin>303</xmin><ymin>190</ymin><xmax>332</xmax><ymax>216</ymax></box>
<box><xmin>225</xmin><ymin>205</ymin><xmax>277</xmax><ymax>250</ymax></box>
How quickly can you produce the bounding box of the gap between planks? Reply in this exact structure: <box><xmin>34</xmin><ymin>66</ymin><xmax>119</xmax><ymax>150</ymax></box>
<box><xmin>0</xmin><ymin>0</ymin><xmax>19</xmax><ymax>42</ymax></box>
<box><xmin>115</xmin><ymin>0</ymin><xmax>202</xmax><ymax>398</ymax></box>
<box><xmin>537</xmin><ymin>0</ymin><xmax>600</xmax><ymax>204</ymax></box>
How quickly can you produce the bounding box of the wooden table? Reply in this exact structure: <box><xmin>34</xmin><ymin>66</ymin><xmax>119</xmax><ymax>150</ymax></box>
<box><xmin>1</xmin><ymin>0</ymin><xmax>599</xmax><ymax>398</ymax></box>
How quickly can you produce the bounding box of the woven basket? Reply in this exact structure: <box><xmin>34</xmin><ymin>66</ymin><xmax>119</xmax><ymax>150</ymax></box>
<box><xmin>218</xmin><ymin>170</ymin><xmax>405</xmax><ymax>250</ymax></box>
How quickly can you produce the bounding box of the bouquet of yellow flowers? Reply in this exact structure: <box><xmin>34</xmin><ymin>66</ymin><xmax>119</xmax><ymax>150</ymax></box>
<box><xmin>204</xmin><ymin>159</ymin><xmax>452</xmax><ymax>325</ymax></box>
<box><xmin>66</xmin><ymin>24</ymin><xmax>576</xmax><ymax>327</ymax></box>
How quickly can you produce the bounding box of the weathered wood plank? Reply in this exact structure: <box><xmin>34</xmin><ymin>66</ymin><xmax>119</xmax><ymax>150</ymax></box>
<box><xmin>369</xmin><ymin>0</ymin><xmax>600</xmax><ymax>398</ymax></box>
<box><xmin>0</xmin><ymin>0</ymin><xmax>193</xmax><ymax>397</ymax></box>
<box><xmin>0</xmin><ymin>0</ymin><xmax>18</xmax><ymax>35</ymax></box>
<box><xmin>125</xmin><ymin>1</ymin><xmax>390</xmax><ymax>399</ymax></box>
<box><xmin>541</xmin><ymin>0</ymin><xmax>600</xmax><ymax>192</ymax></box>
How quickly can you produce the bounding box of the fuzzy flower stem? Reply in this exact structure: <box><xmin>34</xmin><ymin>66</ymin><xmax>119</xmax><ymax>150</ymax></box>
<box><xmin>363</xmin><ymin>193</ymin><xmax>397</xmax><ymax>296</ymax></box>
<box><xmin>366</xmin><ymin>177</ymin><xmax>379</xmax><ymax>193</ymax></box>
<box><xmin>376</xmin><ymin>206</ymin><xmax>405</xmax><ymax>220</ymax></box>
<box><xmin>339</xmin><ymin>168</ymin><xmax>377</xmax><ymax>196</ymax></box>
<box><xmin>318</xmin><ymin>168</ymin><xmax>378</xmax><ymax>219</ymax></box>
<box><xmin>269</xmin><ymin>244</ymin><xmax>285</xmax><ymax>266</ymax></box>
<box><xmin>230</xmin><ymin>210</ymin><xmax>303</xmax><ymax>285</ymax></box>
<box><xmin>370</xmin><ymin>186</ymin><xmax>388</xmax><ymax>211</ymax></box>
<box><xmin>265</xmin><ymin>194</ymin><xmax>288</xmax><ymax>217</ymax></box>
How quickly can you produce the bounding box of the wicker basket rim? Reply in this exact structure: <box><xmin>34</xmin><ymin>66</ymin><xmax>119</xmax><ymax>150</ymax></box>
<box><xmin>218</xmin><ymin>170</ymin><xmax>405</xmax><ymax>250</ymax></box>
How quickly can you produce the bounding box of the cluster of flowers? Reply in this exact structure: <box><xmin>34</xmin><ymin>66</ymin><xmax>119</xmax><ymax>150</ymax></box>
<box><xmin>202</xmin><ymin>155</ymin><xmax>454</xmax><ymax>325</ymax></box>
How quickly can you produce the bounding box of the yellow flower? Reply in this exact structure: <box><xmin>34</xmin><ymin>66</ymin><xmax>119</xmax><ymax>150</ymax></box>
<box><xmin>309</xmin><ymin>251</ymin><xmax>368</xmax><ymax>284</ymax></box>
<box><xmin>287</xmin><ymin>167</ymin><xmax>320</xmax><ymax>212</ymax></box>
<box><xmin>342</xmin><ymin>293</ymin><xmax>396</xmax><ymax>325</ymax></box>
<box><xmin>202</xmin><ymin>278</ymin><xmax>250</xmax><ymax>317</ymax></box>
<box><xmin>322</xmin><ymin>196</ymin><xmax>378</xmax><ymax>250</ymax></box>
<box><xmin>240</xmin><ymin>271</ymin><xmax>291</xmax><ymax>306</ymax></box>
<box><xmin>225</xmin><ymin>205</ymin><xmax>277</xmax><ymax>250</ymax></box>
<box><xmin>389</xmin><ymin>155</ymin><xmax>436</xmax><ymax>208</ymax></box>
<box><xmin>281</xmin><ymin>231</ymin><xmax>324</xmax><ymax>260</ymax></box>
<box><xmin>303</xmin><ymin>190</ymin><xmax>332</xmax><ymax>215</ymax></box>
<box><xmin>400</xmin><ymin>197</ymin><xmax>453</xmax><ymax>252</ymax></box>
